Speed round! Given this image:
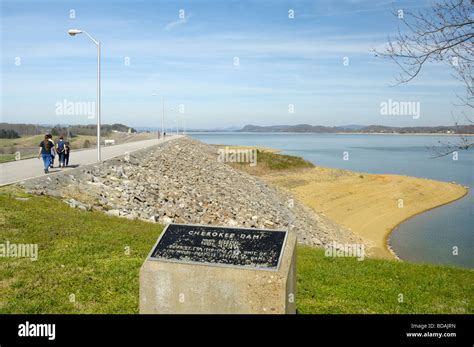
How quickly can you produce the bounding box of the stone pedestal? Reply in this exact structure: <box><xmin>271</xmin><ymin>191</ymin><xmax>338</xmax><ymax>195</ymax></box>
<box><xmin>139</xmin><ymin>224</ymin><xmax>297</xmax><ymax>314</ymax></box>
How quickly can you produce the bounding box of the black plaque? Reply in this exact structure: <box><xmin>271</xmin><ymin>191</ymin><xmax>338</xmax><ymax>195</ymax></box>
<box><xmin>149</xmin><ymin>224</ymin><xmax>287</xmax><ymax>270</ymax></box>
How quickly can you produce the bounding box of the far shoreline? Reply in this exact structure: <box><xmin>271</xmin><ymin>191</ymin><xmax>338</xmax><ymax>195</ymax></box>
<box><xmin>227</xmin><ymin>131</ymin><xmax>474</xmax><ymax>136</ymax></box>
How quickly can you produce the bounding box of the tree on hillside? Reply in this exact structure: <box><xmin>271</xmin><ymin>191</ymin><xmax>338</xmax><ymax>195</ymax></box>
<box><xmin>51</xmin><ymin>127</ymin><xmax>60</xmax><ymax>136</ymax></box>
<box><xmin>375</xmin><ymin>0</ymin><xmax>473</xmax><ymax>157</ymax></box>
<box><xmin>0</xmin><ymin>129</ymin><xmax>20</xmax><ymax>139</ymax></box>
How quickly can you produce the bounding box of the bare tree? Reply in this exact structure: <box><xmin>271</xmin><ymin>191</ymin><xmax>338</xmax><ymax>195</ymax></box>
<box><xmin>375</xmin><ymin>0</ymin><xmax>473</xmax><ymax>157</ymax></box>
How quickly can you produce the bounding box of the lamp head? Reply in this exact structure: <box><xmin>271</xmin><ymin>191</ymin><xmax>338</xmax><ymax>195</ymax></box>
<box><xmin>68</xmin><ymin>29</ymin><xmax>83</xmax><ymax>36</ymax></box>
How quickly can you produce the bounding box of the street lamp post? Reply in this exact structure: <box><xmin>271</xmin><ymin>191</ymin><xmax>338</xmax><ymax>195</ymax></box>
<box><xmin>162</xmin><ymin>96</ymin><xmax>165</xmax><ymax>138</ymax></box>
<box><xmin>68</xmin><ymin>29</ymin><xmax>101</xmax><ymax>162</ymax></box>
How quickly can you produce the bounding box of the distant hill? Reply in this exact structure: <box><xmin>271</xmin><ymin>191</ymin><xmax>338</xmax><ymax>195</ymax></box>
<box><xmin>338</xmin><ymin>124</ymin><xmax>367</xmax><ymax>131</ymax></box>
<box><xmin>135</xmin><ymin>126</ymin><xmax>240</xmax><ymax>132</ymax></box>
<box><xmin>238</xmin><ymin>124</ymin><xmax>474</xmax><ymax>134</ymax></box>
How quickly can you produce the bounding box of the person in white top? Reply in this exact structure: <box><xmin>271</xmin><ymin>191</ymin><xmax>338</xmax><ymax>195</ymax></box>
<box><xmin>47</xmin><ymin>134</ymin><xmax>55</xmax><ymax>168</ymax></box>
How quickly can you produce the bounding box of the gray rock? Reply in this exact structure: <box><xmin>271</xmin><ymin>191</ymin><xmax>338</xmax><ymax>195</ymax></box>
<box><xmin>106</xmin><ymin>209</ymin><xmax>120</xmax><ymax>217</ymax></box>
<box><xmin>14</xmin><ymin>197</ymin><xmax>30</xmax><ymax>201</ymax></box>
<box><xmin>162</xmin><ymin>216</ymin><xmax>173</xmax><ymax>224</ymax></box>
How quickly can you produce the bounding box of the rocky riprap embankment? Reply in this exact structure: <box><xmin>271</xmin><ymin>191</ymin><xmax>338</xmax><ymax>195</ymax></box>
<box><xmin>19</xmin><ymin>137</ymin><xmax>364</xmax><ymax>248</ymax></box>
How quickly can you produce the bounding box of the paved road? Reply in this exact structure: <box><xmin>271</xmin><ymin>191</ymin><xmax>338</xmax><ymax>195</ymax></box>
<box><xmin>0</xmin><ymin>135</ymin><xmax>182</xmax><ymax>186</ymax></box>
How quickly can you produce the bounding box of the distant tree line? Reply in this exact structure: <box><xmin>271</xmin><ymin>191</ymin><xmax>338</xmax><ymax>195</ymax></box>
<box><xmin>0</xmin><ymin>123</ymin><xmax>137</xmax><ymax>137</ymax></box>
<box><xmin>239</xmin><ymin>124</ymin><xmax>474</xmax><ymax>134</ymax></box>
<box><xmin>0</xmin><ymin>129</ymin><xmax>20</xmax><ymax>139</ymax></box>
<box><xmin>0</xmin><ymin>123</ymin><xmax>45</xmax><ymax>136</ymax></box>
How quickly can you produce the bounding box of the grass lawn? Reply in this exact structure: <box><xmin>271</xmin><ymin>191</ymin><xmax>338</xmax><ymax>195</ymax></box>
<box><xmin>0</xmin><ymin>154</ymin><xmax>17</xmax><ymax>163</ymax></box>
<box><xmin>0</xmin><ymin>154</ymin><xmax>36</xmax><ymax>163</ymax></box>
<box><xmin>0</xmin><ymin>186</ymin><xmax>163</xmax><ymax>314</ymax></box>
<box><xmin>0</xmin><ymin>135</ymin><xmax>45</xmax><ymax>148</ymax></box>
<box><xmin>298</xmin><ymin>247</ymin><xmax>472</xmax><ymax>313</ymax></box>
<box><xmin>0</xmin><ymin>186</ymin><xmax>472</xmax><ymax>314</ymax></box>
<box><xmin>0</xmin><ymin>134</ymin><xmax>96</xmax><ymax>149</ymax></box>
<box><xmin>213</xmin><ymin>146</ymin><xmax>315</xmax><ymax>176</ymax></box>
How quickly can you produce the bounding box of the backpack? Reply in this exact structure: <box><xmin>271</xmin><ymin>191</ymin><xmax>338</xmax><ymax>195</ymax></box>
<box><xmin>57</xmin><ymin>140</ymin><xmax>65</xmax><ymax>153</ymax></box>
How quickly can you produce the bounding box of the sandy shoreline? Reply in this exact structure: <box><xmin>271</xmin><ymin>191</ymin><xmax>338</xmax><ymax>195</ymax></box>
<box><xmin>263</xmin><ymin>167</ymin><xmax>468</xmax><ymax>259</ymax></box>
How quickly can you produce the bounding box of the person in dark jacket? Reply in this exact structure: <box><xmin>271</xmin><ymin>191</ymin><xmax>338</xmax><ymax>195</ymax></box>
<box><xmin>38</xmin><ymin>135</ymin><xmax>56</xmax><ymax>174</ymax></box>
<box><xmin>64</xmin><ymin>141</ymin><xmax>71</xmax><ymax>167</ymax></box>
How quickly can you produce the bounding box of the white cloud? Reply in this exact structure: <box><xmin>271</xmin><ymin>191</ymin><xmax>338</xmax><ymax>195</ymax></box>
<box><xmin>165</xmin><ymin>13</ymin><xmax>192</xmax><ymax>31</ymax></box>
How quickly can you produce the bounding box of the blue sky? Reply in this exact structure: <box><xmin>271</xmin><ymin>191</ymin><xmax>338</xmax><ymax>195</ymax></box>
<box><xmin>0</xmin><ymin>0</ymin><xmax>469</xmax><ymax>129</ymax></box>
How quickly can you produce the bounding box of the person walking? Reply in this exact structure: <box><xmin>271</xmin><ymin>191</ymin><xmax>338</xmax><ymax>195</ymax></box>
<box><xmin>47</xmin><ymin>134</ymin><xmax>55</xmax><ymax>168</ymax></box>
<box><xmin>38</xmin><ymin>135</ymin><xmax>56</xmax><ymax>174</ymax></box>
<box><xmin>56</xmin><ymin>136</ymin><xmax>66</xmax><ymax>168</ymax></box>
<box><xmin>64</xmin><ymin>141</ymin><xmax>71</xmax><ymax>167</ymax></box>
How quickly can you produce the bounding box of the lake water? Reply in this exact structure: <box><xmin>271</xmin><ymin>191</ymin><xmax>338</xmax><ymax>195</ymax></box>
<box><xmin>189</xmin><ymin>132</ymin><xmax>473</xmax><ymax>268</ymax></box>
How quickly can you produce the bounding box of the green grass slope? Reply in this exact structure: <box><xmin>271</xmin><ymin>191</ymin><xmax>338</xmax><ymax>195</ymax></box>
<box><xmin>0</xmin><ymin>187</ymin><xmax>472</xmax><ymax>314</ymax></box>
